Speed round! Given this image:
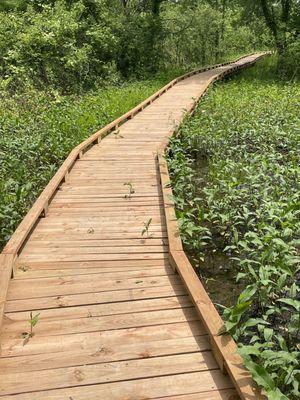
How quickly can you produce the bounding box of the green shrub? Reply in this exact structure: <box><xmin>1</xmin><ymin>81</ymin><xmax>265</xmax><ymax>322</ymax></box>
<box><xmin>280</xmin><ymin>39</ymin><xmax>300</xmax><ymax>79</ymax></box>
<box><xmin>0</xmin><ymin>1</ymin><xmax>120</xmax><ymax>92</ymax></box>
<box><xmin>0</xmin><ymin>1</ymin><xmax>270</xmax><ymax>90</ymax></box>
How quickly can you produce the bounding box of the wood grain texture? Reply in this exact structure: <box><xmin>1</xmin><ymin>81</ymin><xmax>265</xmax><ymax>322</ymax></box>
<box><xmin>0</xmin><ymin>53</ymin><xmax>270</xmax><ymax>399</ymax></box>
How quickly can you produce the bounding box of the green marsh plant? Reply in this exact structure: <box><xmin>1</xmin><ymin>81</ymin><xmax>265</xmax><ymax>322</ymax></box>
<box><xmin>22</xmin><ymin>312</ymin><xmax>40</xmax><ymax>345</ymax></box>
<box><xmin>142</xmin><ymin>218</ymin><xmax>153</xmax><ymax>238</ymax></box>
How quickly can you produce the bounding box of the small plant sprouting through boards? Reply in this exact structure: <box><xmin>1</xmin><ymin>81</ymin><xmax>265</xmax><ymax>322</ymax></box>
<box><xmin>142</xmin><ymin>218</ymin><xmax>152</xmax><ymax>238</ymax></box>
<box><xmin>22</xmin><ymin>312</ymin><xmax>40</xmax><ymax>345</ymax></box>
<box><xmin>113</xmin><ymin>129</ymin><xmax>123</xmax><ymax>139</ymax></box>
<box><xmin>124</xmin><ymin>182</ymin><xmax>135</xmax><ymax>199</ymax></box>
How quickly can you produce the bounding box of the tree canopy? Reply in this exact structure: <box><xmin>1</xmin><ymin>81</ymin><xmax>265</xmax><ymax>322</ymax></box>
<box><xmin>0</xmin><ymin>0</ymin><xmax>298</xmax><ymax>93</ymax></box>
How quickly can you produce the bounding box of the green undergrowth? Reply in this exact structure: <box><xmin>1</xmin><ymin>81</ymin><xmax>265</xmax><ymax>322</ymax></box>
<box><xmin>0</xmin><ymin>71</ymin><xmax>183</xmax><ymax>250</ymax></box>
<box><xmin>167</xmin><ymin>56</ymin><xmax>300</xmax><ymax>399</ymax></box>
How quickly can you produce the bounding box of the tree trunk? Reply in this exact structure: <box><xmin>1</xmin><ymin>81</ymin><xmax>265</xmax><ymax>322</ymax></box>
<box><xmin>281</xmin><ymin>0</ymin><xmax>291</xmax><ymax>23</ymax></box>
<box><xmin>219</xmin><ymin>0</ymin><xmax>226</xmax><ymax>58</ymax></box>
<box><xmin>152</xmin><ymin>0</ymin><xmax>162</xmax><ymax>16</ymax></box>
<box><xmin>260</xmin><ymin>0</ymin><xmax>278</xmax><ymax>39</ymax></box>
<box><xmin>260</xmin><ymin>0</ymin><xmax>290</xmax><ymax>53</ymax></box>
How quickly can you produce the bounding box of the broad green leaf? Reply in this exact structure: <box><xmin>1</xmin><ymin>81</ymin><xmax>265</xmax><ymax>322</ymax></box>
<box><xmin>277</xmin><ymin>298</ymin><xmax>300</xmax><ymax>311</ymax></box>
<box><xmin>263</xmin><ymin>328</ymin><xmax>274</xmax><ymax>342</ymax></box>
<box><xmin>243</xmin><ymin>359</ymin><xmax>275</xmax><ymax>391</ymax></box>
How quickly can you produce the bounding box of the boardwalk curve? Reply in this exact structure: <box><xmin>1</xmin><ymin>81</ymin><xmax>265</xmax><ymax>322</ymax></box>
<box><xmin>0</xmin><ymin>53</ymin><xmax>268</xmax><ymax>399</ymax></box>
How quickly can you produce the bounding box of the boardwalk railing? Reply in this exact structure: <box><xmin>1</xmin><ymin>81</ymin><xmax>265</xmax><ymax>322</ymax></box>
<box><xmin>1</xmin><ymin>52</ymin><xmax>270</xmax><ymax>398</ymax></box>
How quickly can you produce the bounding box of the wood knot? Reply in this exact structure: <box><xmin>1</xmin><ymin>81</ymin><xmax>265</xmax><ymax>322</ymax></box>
<box><xmin>74</xmin><ymin>369</ymin><xmax>85</xmax><ymax>382</ymax></box>
<box><xmin>139</xmin><ymin>351</ymin><xmax>150</xmax><ymax>358</ymax></box>
<box><xmin>91</xmin><ymin>346</ymin><xmax>113</xmax><ymax>357</ymax></box>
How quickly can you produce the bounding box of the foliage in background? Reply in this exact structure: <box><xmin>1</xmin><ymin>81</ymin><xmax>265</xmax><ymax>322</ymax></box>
<box><xmin>0</xmin><ymin>0</ymin><xmax>271</xmax><ymax>92</ymax></box>
<box><xmin>167</xmin><ymin>57</ymin><xmax>300</xmax><ymax>399</ymax></box>
<box><xmin>0</xmin><ymin>0</ymin><xmax>120</xmax><ymax>92</ymax></box>
<box><xmin>1</xmin><ymin>0</ymin><xmax>299</xmax><ymax>87</ymax></box>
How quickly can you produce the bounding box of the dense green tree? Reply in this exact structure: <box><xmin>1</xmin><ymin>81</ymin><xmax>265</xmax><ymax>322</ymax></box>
<box><xmin>0</xmin><ymin>0</ymin><xmax>274</xmax><ymax>90</ymax></box>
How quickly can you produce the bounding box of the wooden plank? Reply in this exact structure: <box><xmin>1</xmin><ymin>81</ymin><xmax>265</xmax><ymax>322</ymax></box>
<box><xmin>1</xmin><ymin>320</ymin><xmax>206</xmax><ymax>357</ymax></box>
<box><xmin>7</xmin><ymin>274</ymin><xmax>178</xmax><ymax>300</ymax></box>
<box><xmin>158</xmin><ymin>154</ymin><xmax>183</xmax><ymax>253</ymax></box>
<box><xmin>154</xmin><ymin>390</ymin><xmax>239</xmax><ymax>400</ymax></box>
<box><xmin>33</xmin><ymin>221</ymin><xmax>166</xmax><ymax>229</ymax></box>
<box><xmin>0</xmin><ymin>335</ymin><xmax>210</xmax><ymax>374</ymax></box>
<box><xmin>73</xmin><ymin>160</ymin><xmax>158</xmax><ymax>166</ymax></box>
<box><xmin>53</xmin><ymin>192</ymin><xmax>162</xmax><ymax>198</ymax></box>
<box><xmin>0</xmin><ymin>370</ymin><xmax>235</xmax><ymax>399</ymax></box>
<box><xmin>64</xmin><ymin>176</ymin><xmax>159</xmax><ymax>181</ymax></box>
<box><xmin>57</xmin><ymin>189</ymin><xmax>160</xmax><ymax>196</ymax></box>
<box><xmin>13</xmin><ymin>267</ymin><xmax>172</xmax><ymax>279</ymax></box>
<box><xmin>14</xmin><ymin>264</ymin><xmax>173</xmax><ymax>279</ymax></box>
<box><xmin>13</xmin><ymin>267</ymin><xmax>172</xmax><ymax>280</ymax></box>
<box><xmin>37</xmin><ymin>215</ymin><xmax>164</xmax><ymax>223</ymax></box>
<box><xmin>46</xmin><ymin>211</ymin><xmax>165</xmax><ymax>218</ymax></box>
<box><xmin>60</xmin><ymin>180</ymin><xmax>160</xmax><ymax>186</ymax></box>
<box><xmin>21</xmin><ymin>245</ymin><xmax>168</xmax><ymax>256</ymax></box>
<box><xmin>50</xmin><ymin>200</ymin><xmax>164</xmax><ymax>206</ymax></box>
<box><xmin>17</xmin><ymin>253</ymin><xmax>169</xmax><ymax>262</ymax></box>
<box><xmin>5</xmin><ymin>296</ymin><xmax>192</xmax><ymax>322</ymax></box>
<box><xmin>0</xmin><ymin>254</ymin><xmax>14</xmax><ymax>344</ymax></box>
<box><xmin>22</xmin><ymin>238</ymin><xmax>167</xmax><ymax>248</ymax></box>
<box><xmin>21</xmin><ymin>226</ymin><xmax>167</xmax><ymax>237</ymax></box>
<box><xmin>51</xmin><ymin>197</ymin><xmax>164</xmax><ymax>205</ymax></box>
<box><xmin>5</xmin><ymin>284</ymin><xmax>187</xmax><ymax>312</ymax></box>
<box><xmin>47</xmin><ymin>204</ymin><xmax>163</xmax><ymax>211</ymax></box>
<box><xmin>14</xmin><ymin>262</ymin><xmax>172</xmax><ymax>279</ymax></box>
<box><xmin>0</xmin><ymin>352</ymin><xmax>218</xmax><ymax>396</ymax></box>
<box><xmin>2</xmin><ymin>307</ymin><xmax>199</xmax><ymax>338</ymax></box>
<box><xmin>27</xmin><ymin>230</ymin><xmax>168</xmax><ymax>240</ymax></box>
<box><xmin>2</xmin><ymin>308</ymin><xmax>198</xmax><ymax>339</ymax></box>
<box><xmin>14</xmin><ymin>258</ymin><xmax>170</xmax><ymax>270</ymax></box>
<box><xmin>48</xmin><ymin>203</ymin><xmax>162</xmax><ymax>209</ymax></box>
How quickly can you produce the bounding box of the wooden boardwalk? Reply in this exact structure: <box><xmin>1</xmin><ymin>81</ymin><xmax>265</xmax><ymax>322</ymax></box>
<box><xmin>0</xmin><ymin>54</ymin><xmax>267</xmax><ymax>399</ymax></box>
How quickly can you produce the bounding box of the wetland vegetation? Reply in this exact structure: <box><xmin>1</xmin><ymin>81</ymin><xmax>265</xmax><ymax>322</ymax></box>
<box><xmin>167</xmin><ymin>56</ymin><xmax>300</xmax><ymax>399</ymax></box>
